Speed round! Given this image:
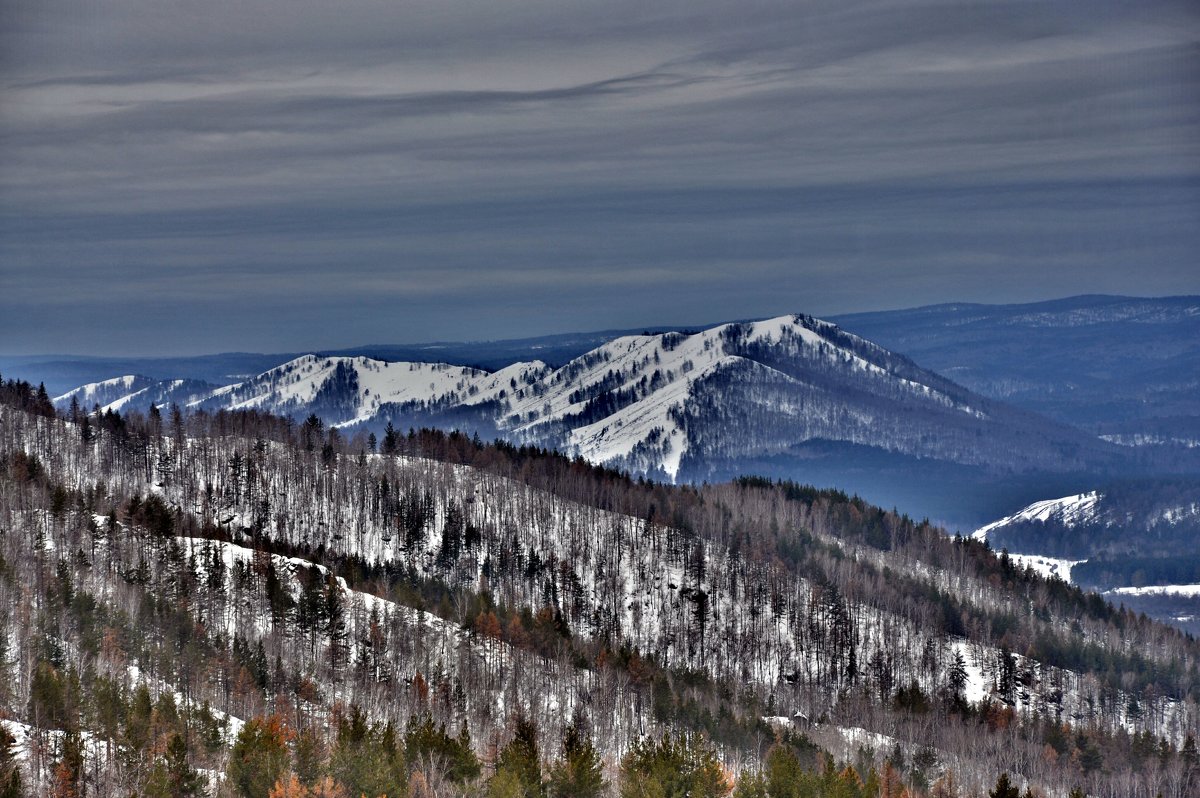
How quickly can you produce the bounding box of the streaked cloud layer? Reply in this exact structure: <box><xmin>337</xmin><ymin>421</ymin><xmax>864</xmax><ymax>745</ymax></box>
<box><xmin>2</xmin><ymin>0</ymin><xmax>1198</xmax><ymax>354</ymax></box>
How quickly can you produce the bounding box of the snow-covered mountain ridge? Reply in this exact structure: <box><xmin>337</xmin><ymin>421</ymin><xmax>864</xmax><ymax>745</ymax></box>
<box><xmin>54</xmin><ymin>314</ymin><xmax>1119</xmax><ymax>493</ymax></box>
<box><xmin>187</xmin><ymin>354</ymin><xmax>551</xmax><ymax>428</ymax></box>
<box><xmin>972</xmin><ymin>492</ymin><xmax>1103</xmax><ymax>542</ymax></box>
<box><xmin>55</xmin><ymin>375</ymin><xmax>219</xmax><ymax>414</ymax></box>
<box><xmin>54</xmin><ymin>374</ymin><xmax>152</xmax><ymax>409</ymax></box>
<box><xmin>974</xmin><ymin>489</ymin><xmax>1200</xmax><ymax>550</ymax></box>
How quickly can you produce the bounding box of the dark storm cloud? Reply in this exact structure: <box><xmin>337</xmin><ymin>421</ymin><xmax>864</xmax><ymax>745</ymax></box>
<box><xmin>1</xmin><ymin>0</ymin><xmax>1198</xmax><ymax>355</ymax></box>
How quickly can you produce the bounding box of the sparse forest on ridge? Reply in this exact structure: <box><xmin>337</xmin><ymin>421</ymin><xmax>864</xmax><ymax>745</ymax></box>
<box><xmin>0</xmin><ymin>376</ymin><xmax>1197</xmax><ymax>796</ymax></box>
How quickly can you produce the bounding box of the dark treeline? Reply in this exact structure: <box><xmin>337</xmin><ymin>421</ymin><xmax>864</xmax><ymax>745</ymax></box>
<box><xmin>0</xmin><ymin>375</ymin><xmax>56</xmax><ymax>419</ymax></box>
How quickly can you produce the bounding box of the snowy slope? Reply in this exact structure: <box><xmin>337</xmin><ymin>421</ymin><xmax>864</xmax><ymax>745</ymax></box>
<box><xmin>1007</xmin><ymin>554</ymin><xmax>1084</xmax><ymax>583</ymax></box>
<box><xmin>498</xmin><ymin>314</ymin><xmax>992</xmax><ymax>478</ymax></box>
<box><xmin>54</xmin><ymin>375</ymin><xmax>219</xmax><ymax>414</ymax></box>
<box><xmin>200</xmin><ymin>355</ymin><xmax>476</xmax><ymax>413</ymax></box>
<box><xmin>187</xmin><ymin>354</ymin><xmax>551</xmax><ymax>426</ymax></box>
<box><xmin>3</xmin><ymin>399</ymin><xmax>1198</xmax><ymax>794</ymax></box>
<box><xmin>54</xmin><ymin>313</ymin><xmax>1113</xmax><ymax>486</ymax></box>
<box><xmin>973</xmin><ymin>492</ymin><xmax>1102</xmax><ymax>541</ymax></box>
<box><xmin>972</xmin><ymin>488</ymin><xmax>1200</xmax><ymax>612</ymax></box>
<box><xmin>54</xmin><ymin>375</ymin><xmax>156</xmax><ymax>410</ymax></box>
<box><xmin>971</xmin><ymin>493</ymin><xmax>1100</xmax><ymax>586</ymax></box>
<box><xmin>501</xmin><ymin>328</ymin><xmax>747</xmax><ymax>477</ymax></box>
<box><xmin>1108</xmin><ymin>584</ymin><xmax>1200</xmax><ymax>597</ymax></box>
<box><xmin>974</xmin><ymin>490</ymin><xmax>1200</xmax><ymax>548</ymax></box>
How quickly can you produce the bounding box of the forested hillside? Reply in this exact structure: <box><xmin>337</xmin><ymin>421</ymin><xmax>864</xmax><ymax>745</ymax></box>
<box><xmin>1</xmin><ymin>377</ymin><xmax>1198</xmax><ymax>797</ymax></box>
<box><xmin>972</xmin><ymin>484</ymin><xmax>1200</xmax><ymax>635</ymax></box>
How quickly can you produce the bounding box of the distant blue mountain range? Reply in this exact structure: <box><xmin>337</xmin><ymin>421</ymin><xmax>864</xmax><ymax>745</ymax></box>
<box><xmin>831</xmin><ymin>294</ymin><xmax>1200</xmax><ymax>443</ymax></box>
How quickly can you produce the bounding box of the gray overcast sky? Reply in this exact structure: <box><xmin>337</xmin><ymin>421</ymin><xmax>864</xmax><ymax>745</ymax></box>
<box><xmin>1</xmin><ymin>0</ymin><xmax>1198</xmax><ymax>355</ymax></box>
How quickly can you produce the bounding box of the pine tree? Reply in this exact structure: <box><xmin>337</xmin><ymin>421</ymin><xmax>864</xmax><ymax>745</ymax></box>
<box><xmin>619</xmin><ymin>732</ymin><xmax>730</xmax><ymax>798</ymax></box>
<box><xmin>489</xmin><ymin>769</ymin><xmax>526</xmax><ymax>798</ymax></box>
<box><xmin>404</xmin><ymin>715</ymin><xmax>480</xmax><ymax>785</ymax></box>
<box><xmin>454</xmin><ymin>723</ymin><xmax>482</xmax><ymax>784</ymax></box>
<box><xmin>294</xmin><ymin>727</ymin><xmax>326</xmax><ymax>786</ymax></box>
<box><xmin>228</xmin><ymin>715</ymin><xmax>292</xmax><ymax>798</ymax></box>
<box><xmin>989</xmin><ymin>773</ymin><xmax>1020</xmax><ymax>798</ymax></box>
<box><xmin>0</xmin><ymin>725</ymin><xmax>20</xmax><ymax>798</ymax></box>
<box><xmin>35</xmin><ymin>382</ymin><xmax>54</xmax><ymax>418</ymax></box>
<box><xmin>324</xmin><ymin>573</ymin><xmax>348</xmax><ymax>672</ymax></box>
<box><xmin>329</xmin><ymin>706</ymin><xmax>407</xmax><ymax>798</ymax></box>
<box><xmin>143</xmin><ymin>733</ymin><xmax>207</xmax><ymax>797</ymax></box>
<box><xmin>1183</xmin><ymin>733</ymin><xmax>1199</xmax><ymax>794</ymax></box>
<box><xmin>166</xmin><ymin>733</ymin><xmax>206</xmax><ymax>796</ymax></box>
<box><xmin>302</xmin><ymin>414</ymin><xmax>323</xmax><ymax>450</ymax></box>
<box><xmin>127</xmin><ymin>683</ymin><xmax>154</xmax><ymax>754</ymax></box>
<box><xmin>547</xmin><ymin>713</ymin><xmax>604</xmax><ymax>798</ymax></box>
<box><xmin>764</xmin><ymin>744</ymin><xmax>809</xmax><ymax>798</ymax></box>
<box><xmin>494</xmin><ymin>713</ymin><xmax>544</xmax><ymax>798</ymax></box>
<box><xmin>28</xmin><ymin>660</ymin><xmax>69</xmax><ymax>730</ymax></box>
<box><xmin>732</xmin><ymin>771</ymin><xmax>767</xmax><ymax>798</ymax></box>
<box><xmin>946</xmin><ymin>650</ymin><xmax>968</xmax><ymax>705</ymax></box>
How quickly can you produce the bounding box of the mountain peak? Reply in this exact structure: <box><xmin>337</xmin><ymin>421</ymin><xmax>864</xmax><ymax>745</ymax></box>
<box><xmin>49</xmin><ymin>310</ymin><xmax>1157</xmax><ymax>520</ymax></box>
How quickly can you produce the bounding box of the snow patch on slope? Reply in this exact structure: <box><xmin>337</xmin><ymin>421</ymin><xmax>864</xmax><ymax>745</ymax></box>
<box><xmin>1101</xmin><ymin>434</ymin><xmax>1200</xmax><ymax>449</ymax></box>
<box><xmin>496</xmin><ymin>314</ymin><xmax>987</xmax><ymax>478</ymax></box>
<box><xmin>973</xmin><ymin>491</ymin><xmax>1102</xmax><ymax>541</ymax></box>
<box><xmin>1008</xmin><ymin>554</ymin><xmax>1083</xmax><ymax>583</ymax></box>
<box><xmin>1108</xmin><ymin>584</ymin><xmax>1200</xmax><ymax>598</ymax></box>
<box><xmin>53</xmin><ymin>375</ymin><xmax>152</xmax><ymax>409</ymax></box>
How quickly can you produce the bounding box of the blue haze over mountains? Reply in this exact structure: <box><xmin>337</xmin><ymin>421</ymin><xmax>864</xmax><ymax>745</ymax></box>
<box><xmin>833</xmin><ymin>294</ymin><xmax>1200</xmax><ymax>442</ymax></box>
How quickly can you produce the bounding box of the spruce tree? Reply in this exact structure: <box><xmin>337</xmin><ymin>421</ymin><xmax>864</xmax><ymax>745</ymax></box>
<box><xmin>619</xmin><ymin>732</ymin><xmax>729</xmax><ymax>798</ymax></box>
<box><xmin>547</xmin><ymin>713</ymin><xmax>604</xmax><ymax>798</ymax></box>
<box><xmin>324</xmin><ymin>573</ymin><xmax>348</xmax><ymax>672</ymax></box>
<box><xmin>989</xmin><ymin>773</ymin><xmax>1020</xmax><ymax>798</ymax></box>
<box><xmin>732</xmin><ymin>771</ymin><xmax>767</xmax><ymax>798</ymax></box>
<box><xmin>228</xmin><ymin>715</ymin><xmax>291</xmax><ymax>798</ymax></box>
<box><xmin>329</xmin><ymin>707</ymin><xmax>407</xmax><ymax>798</ymax></box>
<box><xmin>493</xmin><ymin>713</ymin><xmax>543</xmax><ymax>798</ymax></box>
<box><xmin>0</xmin><ymin>725</ymin><xmax>20</xmax><ymax>798</ymax></box>
<box><xmin>144</xmin><ymin>733</ymin><xmax>206</xmax><ymax>798</ymax></box>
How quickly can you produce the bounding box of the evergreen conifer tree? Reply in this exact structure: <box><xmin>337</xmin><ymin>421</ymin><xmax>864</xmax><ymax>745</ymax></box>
<box><xmin>547</xmin><ymin>713</ymin><xmax>604</xmax><ymax>798</ymax></box>
<box><xmin>493</xmin><ymin>713</ymin><xmax>543</xmax><ymax>798</ymax></box>
<box><xmin>989</xmin><ymin>773</ymin><xmax>1020</xmax><ymax>798</ymax></box>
